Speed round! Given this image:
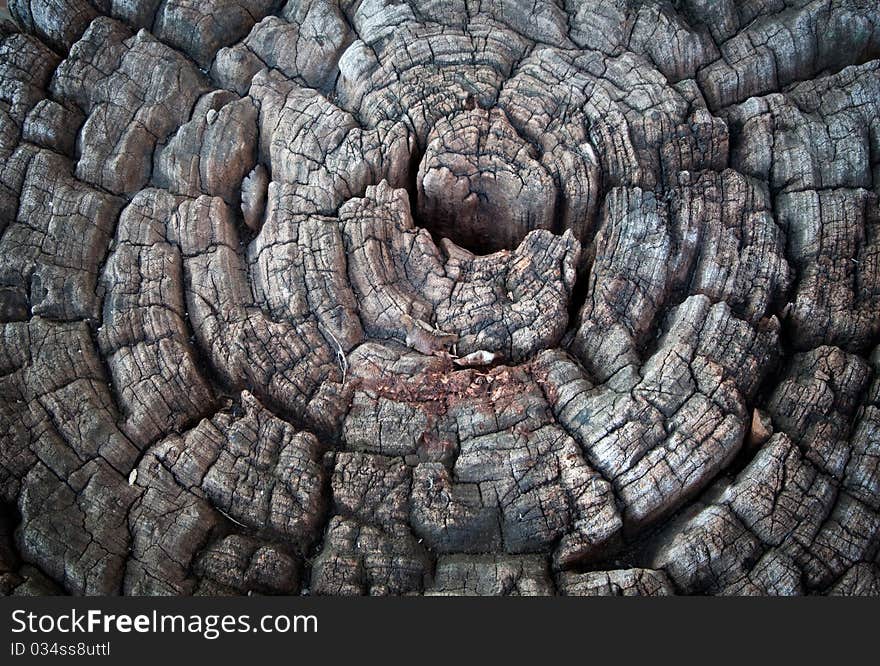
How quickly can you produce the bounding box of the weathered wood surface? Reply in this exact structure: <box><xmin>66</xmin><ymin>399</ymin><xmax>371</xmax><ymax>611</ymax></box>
<box><xmin>1</xmin><ymin>0</ymin><xmax>879</xmax><ymax>596</ymax></box>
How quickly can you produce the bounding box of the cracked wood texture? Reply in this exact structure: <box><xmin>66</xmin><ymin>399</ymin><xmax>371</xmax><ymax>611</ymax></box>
<box><xmin>1</xmin><ymin>0</ymin><xmax>879</xmax><ymax>597</ymax></box>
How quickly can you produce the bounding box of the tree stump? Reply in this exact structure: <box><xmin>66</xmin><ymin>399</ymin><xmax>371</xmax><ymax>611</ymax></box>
<box><xmin>1</xmin><ymin>0</ymin><xmax>879</xmax><ymax>596</ymax></box>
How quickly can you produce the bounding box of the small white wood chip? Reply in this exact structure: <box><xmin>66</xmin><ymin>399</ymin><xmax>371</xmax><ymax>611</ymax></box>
<box><xmin>453</xmin><ymin>349</ymin><xmax>497</xmax><ymax>367</ymax></box>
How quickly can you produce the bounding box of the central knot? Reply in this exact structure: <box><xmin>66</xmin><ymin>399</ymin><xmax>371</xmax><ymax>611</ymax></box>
<box><xmin>416</xmin><ymin>108</ymin><xmax>558</xmax><ymax>254</ymax></box>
